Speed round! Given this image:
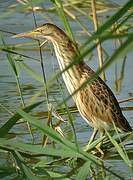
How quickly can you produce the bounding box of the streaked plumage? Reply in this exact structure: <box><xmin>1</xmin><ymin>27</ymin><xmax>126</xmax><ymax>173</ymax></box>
<box><xmin>14</xmin><ymin>23</ymin><xmax>132</xmax><ymax>134</ymax></box>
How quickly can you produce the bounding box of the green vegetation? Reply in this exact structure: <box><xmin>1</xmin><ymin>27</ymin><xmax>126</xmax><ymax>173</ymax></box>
<box><xmin>0</xmin><ymin>0</ymin><xmax>133</xmax><ymax>179</ymax></box>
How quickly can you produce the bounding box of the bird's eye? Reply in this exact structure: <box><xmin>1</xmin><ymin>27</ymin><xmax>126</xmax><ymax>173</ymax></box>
<box><xmin>35</xmin><ymin>28</ymin><xmax>43</xmax><ymax>33</ymax></box>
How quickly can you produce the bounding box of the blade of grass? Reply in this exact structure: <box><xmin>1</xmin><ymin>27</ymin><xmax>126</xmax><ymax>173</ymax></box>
<box><xmin>52</xmin><ymin>0</ymin><xmax>74</xmax><ymax>41</ymax></box>
<box><xmin>1</xmin><ymin>35</ymin><xmax>34</xmax><ymax>140</ymax></box>
<box><xmin>82</xmin><ymin>0</ymin><xmax>133</xmax><ymax>49</ymax></box>
<box><xmin>17</xmin><ymin>109</ymin><xmax>80</xmax><ymax>152</ymax></box>
<box><xmin>17</xmin><ymin>109</ymin><xmax>124</xmax><ymax>179</ymax></box>
<box><xmin>0</xmin><ymin>138</ymin><xmax>81</xmax><ymax>159</ymax></box>
<box><xmin>12</xmin><ymin>150</ymin><xmax>44</xmax><ymax>180</ymax></box>
<box><xmin>1</xmin><ymin>48</ymin><xmax>39</xmax><ymax>61</ymax></box>
<box><xmin>76</xmin><ymin>161</ymin><xmax>91</xmax><ymax>180</ymax></box>
<box><xmin>105</xmin><ymin>130</ymin><xmax>132</xmax><ymax>168</ymax></box>
<box><xmin>0</xmin><ymin>101</ymin><xmax>44</xmax><ymax>137</ymax></box>
<box><xmin>56</xmin><ymin>78</ymin><xmax>79</xmax><ymax>150</ymax></box>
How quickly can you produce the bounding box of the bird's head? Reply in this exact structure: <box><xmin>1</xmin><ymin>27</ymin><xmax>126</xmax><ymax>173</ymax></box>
<box><xmin>13</xmin><ymin>23</ymin><xmax>68</xmax><ymax>43</ymax></box>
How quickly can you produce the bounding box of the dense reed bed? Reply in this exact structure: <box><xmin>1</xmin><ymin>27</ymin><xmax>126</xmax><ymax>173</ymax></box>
<box><xmin>0</xmin><ymin>0</ymin><xmax>133</xmax><ymax>179</ymax></box>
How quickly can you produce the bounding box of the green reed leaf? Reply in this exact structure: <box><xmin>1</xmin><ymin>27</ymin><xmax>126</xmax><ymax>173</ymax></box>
<box><xmin>0</xmin><ymin>101</ymin><xmax>44</xmax><ymax>137</ymax></box>
<box><xmin>76</xmin><ymin>161</ymin><xmax>91</xmax><ymax>180</ymax></box>
<box><xmin>106</xmin><ymin>131</ymin><xmax>132</xmax><ymax>168</ymax></box>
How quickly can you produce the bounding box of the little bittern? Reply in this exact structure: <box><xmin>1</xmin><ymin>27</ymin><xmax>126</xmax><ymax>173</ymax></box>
<box><xmin>14</xmin><ymin>23</ymin><xmax>132</xmax><ymax>145</ymax></box>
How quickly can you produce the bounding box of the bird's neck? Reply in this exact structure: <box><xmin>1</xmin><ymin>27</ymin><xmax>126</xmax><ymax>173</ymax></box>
<box><xmin>53</xmin><ymin>40</ymin><xmax>84</xmax><ymax>73</ymax></box>
<box><xmin>52</xmin><ymin>40</ymin><xmax>86</xmax><ymax>94</ymax></box>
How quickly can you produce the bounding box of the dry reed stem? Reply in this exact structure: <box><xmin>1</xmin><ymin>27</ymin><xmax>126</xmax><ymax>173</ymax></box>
<box><xmin>91</xmin><ymin>0</ymin><xmax>106</xmax><ymax>81</ymax></box>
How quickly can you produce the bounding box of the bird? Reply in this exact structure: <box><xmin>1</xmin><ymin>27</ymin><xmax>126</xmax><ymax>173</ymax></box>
<box><xmin>14</xmin><ymin>23</ymin><xmax>132</xmax><ymax>150</ymax></box>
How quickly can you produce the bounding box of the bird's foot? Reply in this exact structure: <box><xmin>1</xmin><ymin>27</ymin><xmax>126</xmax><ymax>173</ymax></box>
<box><xmin>84</xmin><ymin>141</ymin><xmax>104</xmax><ymax>158</ymax></box>
<box><xmin>96</xmin><ymin>144</ymin><xmax>104</xmax><ymax>158</ymax></box>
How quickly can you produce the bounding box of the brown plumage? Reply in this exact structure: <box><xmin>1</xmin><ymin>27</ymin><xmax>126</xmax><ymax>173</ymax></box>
<box><xmin>14</xmin><ymin>23</ymin><xmax>132</xmax><ymax>134</ymax></box>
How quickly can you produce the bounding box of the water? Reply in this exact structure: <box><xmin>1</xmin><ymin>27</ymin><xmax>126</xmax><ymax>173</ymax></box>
<box><xmin>0</xmin><ymin>0</ymin><xmax>133</xmax><ymax>179</ymax></box>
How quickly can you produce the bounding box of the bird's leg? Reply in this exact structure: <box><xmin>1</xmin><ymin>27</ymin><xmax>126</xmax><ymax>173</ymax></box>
<box><xmin>84</xmin><ymin>128</ymin><xmax>98</xmax><ymax>151</ymax></box>
<box><xmin>96</xmin><ymin>130</ymin><xmax>105</xmax><ymax>157</ymax></box>
<box><xmin>88</xmin><ymin>128</ymin><xmax>98</xmax><ymax>145</ymax></box>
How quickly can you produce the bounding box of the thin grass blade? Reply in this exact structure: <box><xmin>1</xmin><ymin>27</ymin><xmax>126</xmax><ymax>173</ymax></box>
<box><xmin>0</xmin><ymin>101</ymin><xmax>44</xmax><ymax>137</ymax></box>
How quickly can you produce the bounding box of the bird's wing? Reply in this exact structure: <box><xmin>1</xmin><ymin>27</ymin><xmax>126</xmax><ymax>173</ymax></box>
<box><xmin>88</xmin><ymin>77</ymin><xmax>132</xmax><ymax>131</ymax></box>
<box><xmin>89</xmin><ymin>78</ymin><xmax>121</xmax><ymax>119</ymax></box>
<box><xmin>75</xmin><ymin>63</ymin><xmax>131</xmax><ymax>131</ymax></box>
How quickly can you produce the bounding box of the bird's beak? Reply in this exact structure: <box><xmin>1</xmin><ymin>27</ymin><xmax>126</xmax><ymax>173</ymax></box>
<box><xmin>12</xmin><ymin>31</ymin><xmax>39</xmax><ymax>39</ymax></box>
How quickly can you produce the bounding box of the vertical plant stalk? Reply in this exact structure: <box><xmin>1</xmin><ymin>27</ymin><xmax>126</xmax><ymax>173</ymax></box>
<box><xmin>91</xmin><ymin>0</ymin><xmax>106</xmax><ymax>81</ymax></box>
<box><xmin>115</xmin><ymin>57</ymin><xmax>126</xmax><ymax>94</ymax></box>
<box><xmin>114</xmin><ymin>24</ymin><xmax>127</xmax><ymax>94</ymax></box>
<box><xmin>51</xmin><ymin>0</ymin><xmax>79</xmax><ymax>146</ymax></box>
<box><xmin>1</xmin><ymin>34</ymin><xmax>34</xmax><ymax>142</ymax></box>
<box><xmin>56</xmin><ymin>77</ymin><xmax>79</xmax><ymax>150</ymax></box>
<box><xmin>31</xmin><ymin>8</ymin><xmax>49</xmax><ymax>105</ymax></box>
<box><xmin>30</xmin><ymin>3</ymin><xmax>51</xmax><ymax>146</ymax></box>
<box><xmin>53</xmin><ymin>0</ymin><xmax>75</xmax><ymax>42</ymax></box>
<box><xmin>13</xmin><ymin>63</ymin><xmax>34</xmax><ymax>142</ymax></box>
<box><xmin>15</xmin><ymin>71</ymin><xmax>34</xmax><ymax>143</ymax></box>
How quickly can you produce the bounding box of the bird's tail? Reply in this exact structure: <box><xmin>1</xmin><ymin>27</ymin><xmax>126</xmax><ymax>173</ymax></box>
<box><xmin>120</xmin><ymin>115</ymin><xmax>132</xmax><ymax>132</ymax></box>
